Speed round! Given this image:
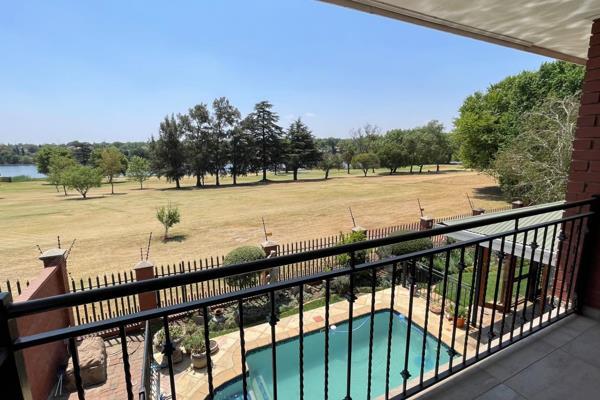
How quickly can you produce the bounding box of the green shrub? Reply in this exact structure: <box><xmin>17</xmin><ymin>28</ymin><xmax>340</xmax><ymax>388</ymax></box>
<box><xmin>223</xmin><ymin>246</ymin><xmax>266</xmax><ymax>288</ymax></box>
<box><xmin>377</xmin><ymin>230</ymin><xmax>433</xmax><ymax>259</ymax></box>
<box><xmin>182</xmin><ymin>331</ymin><xmax>206</xmax><ymax>354</ymax></box>
<box><xmin>10</xmin><ymin>175</ymin><xmax>32</xmax><ymax>182</ymax></box>
<box><xmin>336</xmin><ymin>230</ymin><xmax>368</xmax><ymax>267</ymax></box>
<box><xmin>331</xmin><ymin>275</ymin><xmax>351</xmax><ymax>296</ymax></box>
<box><xmin>153</xmin><ymin>324</ymin><xmax>185</xmax><ymax>349</ymax></box>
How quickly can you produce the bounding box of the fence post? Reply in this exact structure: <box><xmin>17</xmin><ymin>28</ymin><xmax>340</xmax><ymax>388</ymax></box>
<box><xmin>471</xmin><ymin>208</ymin><xmax>485</xmax><ymax>216</ymax></box>
<box><xmin>0</xmin><ymin>292</ymin><xmax>30</xmax><ymax>400</ymax></box>
<box><xmin>419</xmin><ymin>216</ymin><xmax>433</xmax><ymax>231</ymax></box>
<box><xmin>261</xmin><ymin>240</ymin><xmax>279</xmax><ymax>283</ymax></box>
<box><xmin>134</xmin><ymin>261</ymin><xmax>158</xmax><ymax>311</ymax></box>
<box><xmin>511</xmin><ymin>200</ymin><xmax>524</xmax><ymax>209</ymax></box>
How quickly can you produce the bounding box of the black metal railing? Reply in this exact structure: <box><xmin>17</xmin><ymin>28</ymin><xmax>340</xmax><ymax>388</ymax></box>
<box><xmin>0</xmin><ymin>198</ymin><xmax>596</xmax><ymax>400</ymax></box>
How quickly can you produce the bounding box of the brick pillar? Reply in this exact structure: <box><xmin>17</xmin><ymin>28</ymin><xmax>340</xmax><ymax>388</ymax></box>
<box><xmin>419</xmin><ymin>216</ymin><xmax>433</xmax><ymax>231</ymax></box>
<box><xmin>39</xmin><ymin>249</ymin><xmax>73</xmax><ymax>325</ymax></box>
<box><xmin>471</xmin><ymin>208</ymin><xmax>485</xmax><ymax>216</ymax></box>
<box><xmin>134</xmin><ymin>261</ymin><xmax>158</xmax><ymax>311</ymax></box>
<box><xmin>512</xmin><ymin>200</ymin><xmax>524</xmax><ymax>209</ymax></box>
<box><xmin>260</xmin><ymin>240</ymin><xmax>279</xmax><ymax>284</ymax></box>
<box><xmin>566</xmin><ymin>18</ymin><xmax>600</xmax><ymax>311</ymax></box>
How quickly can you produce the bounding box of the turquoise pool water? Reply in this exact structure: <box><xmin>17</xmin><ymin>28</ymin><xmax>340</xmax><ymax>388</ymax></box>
<box><xmin>214</xmin><ymin>310</ymin><xmax>455</xmax><ymax>400</ymax></box>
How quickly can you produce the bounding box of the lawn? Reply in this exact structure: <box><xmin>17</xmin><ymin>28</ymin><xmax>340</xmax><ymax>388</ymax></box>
<box><xmin>0</xmin><ymin>165</ymin><xmax>508</xmax><ymax>282</ymax></box>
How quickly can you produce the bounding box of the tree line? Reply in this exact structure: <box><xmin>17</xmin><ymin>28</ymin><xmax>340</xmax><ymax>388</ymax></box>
<box><xmin>30</xmin><ymin>98</ymin><xmax>453</xmax><ymax>197</ymax></box>
<box><xmin>150</xmin><ymin>98</ymin><xmax>453</xmax><ymax>188</ymax></box>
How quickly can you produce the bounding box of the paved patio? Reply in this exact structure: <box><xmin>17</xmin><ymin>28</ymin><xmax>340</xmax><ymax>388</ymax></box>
<box><xmin>413</xmin><ymin>314</ymin><xmax>600</xmax><ymax>400</ymax></box>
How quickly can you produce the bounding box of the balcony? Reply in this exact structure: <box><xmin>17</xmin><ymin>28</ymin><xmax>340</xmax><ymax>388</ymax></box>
<box><xmin>0</xmin><ymin>198</ymin><xmax>598</xmax><ymax>400</ymax></box>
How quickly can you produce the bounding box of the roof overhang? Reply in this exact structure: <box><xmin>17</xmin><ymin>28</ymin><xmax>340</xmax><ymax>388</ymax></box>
<box><xmin>321</xmin><ymin>0</ymin><xmax>600</xmax><ymax>65</ymax></box>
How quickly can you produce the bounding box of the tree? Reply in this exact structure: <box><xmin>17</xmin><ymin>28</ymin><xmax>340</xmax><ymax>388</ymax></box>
<box><xmin>63</xmin><ymin>165</ymin><xmax>102</xmax><ymax>199</ymax></box>
<box><xmin>338</xmin><ymin>140</ymin><xmax>356</xmax><ymax>174</ymax></box>
<box><xmin>493</xmin><ymin>94</ymin><xmax>579</xmax><ymax>204</ymax></box>
<box><xmin>285</xmin><ymin>119</ymin><xmax>321</xmax><ymax>181</ymax></box>
<box><xmin>35</xmin><ymin>146</ymin><xmax>72</xmax><ymax>175</ymax></box>
<box><xmin>454</xmin><ymin>60</ymin><xmax>583</xmax><ymax>170</ymax></box>
<box><xmin>151</xmin><ymin>115</ymin><xmax>186</xmax><ymax>189</ymax></box>
<box><xmin>246</xmin><ymin>101</ymin><xmax>283</xmax><ymax>181</ymax></box>
<box><xmin>127</xmin><ymin>156</ymin><xmax>152</xmax><ymax>189</ymax></box>
<box><xmin>156</xmin><ymin>203</ymin><xmax>181</xmax><ymax>240</ymax></box>
<box><xmin>180</xmin><ymin>104</ymin><xmax>211</xmax><ymax>187</ymax></box>
<box><xmin>210</xmin><ymin>97</ymin><xmax>240</xmax><ymax>186</ymax></box>
<box><xmin>377</xmin><ymin>131</ymin><xmax>408</xmax><ymax>174</ymax></box>
<box><xmin>48</xmin><ymin>155</ymin><xmax>77</xmax><ymax>195</ymax></box>
<box><xmin>319</xmin><ymin>153</ymin><xmax>342</xmax><ymax>179</ymax></box>
<box><xmin>352</xmin><ymin>153</ymin><xmax>380</xmax><ymax>176</ymax></box>
<box><xmin>67</xmin><ymin>141</ymin><xmax>94</xmax><ymax>165</ymax></box>
<box><xmin>229</xmin><ymin>119</ymin><xmax>256</xmax><ymax>185</ymax></box>
<box><xmin>95</xmin><ymin>146</ymin><xmax>126</xmax><ymax>194</ymax></box>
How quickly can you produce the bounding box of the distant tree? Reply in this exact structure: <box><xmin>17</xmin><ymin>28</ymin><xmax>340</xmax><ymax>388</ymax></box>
<box><xmin>68</xmin><ymin>141</ymin><xmax>94</xmax><ymax>165</ymax></box>
<box><xmin>127</xmin><ymin>156</ymin><xmax>152</xmax><ymax>189</ymax></box>
<box><xmin>151</xmin><ymin>115</ymin><xmax>187</xmax><ymax>189</ymax></box>
<box><xmin>315</xmin><ymin>137</ymin><xmax>340</xmax><ymax>154</ymax></box>
<box><xmin>285</xmin><ymin>119</ymin><xmax>321</xmax><ymax>181</ymax></box>
<box><xmin>63</xmin><ymin>165</ymin><xmax>102</xmax><ymax>199</ymax></box>
<box><xmin>180</xmin><ymin>104</ymin><xmax>211</xmax><ymax>187</ymax></box>
<box><xmin>352</xmin><ymin>153</ymin><xmax>380</xmax><ymax>176</ymax></box>
<box><xmin>156</xmin><ymin>203</ymin><xmax>181</xmax><ymax>241</ymax></box>
<box><xmin>210</xmin><ymin>97</ymin><xmax>240</xmax><ymax>186</ymax></box>
<box><xmin>246</xmin><ymin>101</ymin><xmax>283</xmax><ymax>181</ymax></box>
<box><xmin>493</xmin><ymin>94</ymin><xmax>579</xmax><ymax>204</ymax></box>
<box><xmin>48</xmin><ymin>155</ymin><xmax>77</xmax><ymax>195</ymax></box>
<box><xmin>320</xmin><ymin>153</ymin><xmax>342</xmax><ymax>179</ymax></box>
<box><xmin>95</xmin><ymin>146</ymin><xmax>126</xmax><ymax>194</ymax></box>
<box><xmin>35</xmin><ymin>146</ymin><xmax>72</xmax><ymax>175</ymax></box>
<box><xmin>338</xmin><ymin>140</ymin><xmax>356</xmax><ymax>174</ymax></box>
<box><xmin>377</xmin><ymin>135</ymin><xmax>408</xmax><ymax>174</ymax></box>
<box><xmin>351</xmin><ymin>124</ymin><xmax>381</xmax><ymax>153</ymax></box>
<box><xmin>230</xmin><ymin>119</ymin><xmax>256</xmax><ymax>185</ymax></box>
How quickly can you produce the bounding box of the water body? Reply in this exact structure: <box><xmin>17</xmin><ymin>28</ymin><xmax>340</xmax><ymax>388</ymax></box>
<box><xmin>0</xmin><ymin>165</ymin><xmax>45</xmax><ymax>179</ymax></box>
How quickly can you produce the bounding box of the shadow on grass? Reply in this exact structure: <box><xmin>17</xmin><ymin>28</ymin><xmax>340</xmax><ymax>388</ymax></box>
<box><xmin>473</xmin><ymin>186</ymin><xmax>504</xmax><ymax>201</ymax></box>
<box><xmin>163</xmin><ymin>234</ymin><xmax>188</xmax><ymax>243</ymax></box>
<box><xmin>65</xmin><ymin>195</ymin><xmax>106</xmax><ymax>201</ymax></box>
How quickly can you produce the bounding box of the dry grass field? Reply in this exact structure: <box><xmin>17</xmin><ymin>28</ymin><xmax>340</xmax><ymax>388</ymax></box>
<box><xmin>0</xmin><ymin>165</ymin><xmax>507</xmax><ymax>282</ymax></box>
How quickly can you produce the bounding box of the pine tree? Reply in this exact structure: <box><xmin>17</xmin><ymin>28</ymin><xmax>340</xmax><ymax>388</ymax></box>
<box><xmin>285</xmin><ymin>119</ymin><xmax>321</xmax><ymax>181</ymax></box>
<box><xmin>247</xmin><ymin>101</ymin><xmax>283</xmax><ymax>181</ymax></box>
<box><xmin>151</xmin><ymin>115</ymin><xmax>186</xmax><ymax>189</ymax></box>
<box><xmin>210</xmin><ymin>97</ymin><xmax>240</xmax><ymax>186</ymax></box>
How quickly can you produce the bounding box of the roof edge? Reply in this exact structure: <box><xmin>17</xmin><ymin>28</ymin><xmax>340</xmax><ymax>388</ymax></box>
<box><xmin>320</xmin><ymin>0</ymin><xmax>587</xmax><ymax>65</ymax></box>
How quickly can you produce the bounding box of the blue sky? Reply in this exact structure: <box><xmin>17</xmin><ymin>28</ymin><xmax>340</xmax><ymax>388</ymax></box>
<box><xmin>0</xmin><ymin>0</ymin><xmax>552</xmax><ymax>144</ymax></box>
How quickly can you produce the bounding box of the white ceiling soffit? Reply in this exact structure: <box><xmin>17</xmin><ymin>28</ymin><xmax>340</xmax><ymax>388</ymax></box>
<box><xmin>321</xmin><ymin>0</ymin><xmax>600</xmax><ymax>65</ymax></box>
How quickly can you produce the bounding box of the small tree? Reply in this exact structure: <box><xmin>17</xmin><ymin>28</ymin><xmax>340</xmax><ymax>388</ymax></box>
<box><xmin>156</xmin><ymin>203</ymin><xmax>181</xmax><ymax>240</ymax></box>
<box><xmin>96</xmin><ymin>146</ymin><xmax>126</xmax><ymax>194</ymax></box>
<box><xmin>351</xmin><ymin>152</ymin><xmax>380</xmax><ymax>176</ymax></box>
<box><xmin>64</xmin><ymin>165</ymin><xmax>102</xmax><ymax>199</ymax></box>
<box><xmin>127</xmin><ymin>156</ymin><xmax>152</xmax><ymax>189</ymax></box>
<box><xmin>48</xmin><ymin>155</ymin><xmax>77</xmax><ymax>195</ymax></box>
<box><xmin>319</xmin><ymin>153</ymin><xmax>342</xmax><ymax>179</ymax></box>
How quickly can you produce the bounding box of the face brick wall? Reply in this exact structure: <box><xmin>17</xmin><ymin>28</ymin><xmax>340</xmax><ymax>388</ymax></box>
<box><xmin>16</xmin><ymin>266</ymin><xmax>70</xmax><ymax>400</ymax></box>
<box><xmin>566</xmin><ymin>18</ymin><xmax>600</xmax><ymax>309</ymax></box>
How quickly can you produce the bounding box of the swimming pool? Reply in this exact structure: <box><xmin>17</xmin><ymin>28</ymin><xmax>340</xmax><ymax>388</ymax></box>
<box><xmin>213</xmin><ymin>310</ymin><xmax>456</xmax><ymax>400</ymax></box>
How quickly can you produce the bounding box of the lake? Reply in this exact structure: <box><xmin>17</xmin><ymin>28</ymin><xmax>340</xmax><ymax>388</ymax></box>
<box><xmin>0</xmin><ymin>164</ymin><xmax>46</xmax><ymax>179</ymax></box>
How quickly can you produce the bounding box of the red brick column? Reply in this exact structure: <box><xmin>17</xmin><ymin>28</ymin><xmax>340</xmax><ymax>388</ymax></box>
<box><xmin>134</xmin><ymin>261</ymin><xmax>158</xmax><ymax>311</ymax></box>
<box><xmin>566</xmin><ymin>18</ymin><xmax>600</xmax><ymax>310</ymax></box>
<box><xmin>471</xmin><ymin>208</ymin><xmax>485</xmax><ymax>216</ymax></box>
<box><xmin>419</xmin><ymin>216</ymin><xmax>434</xmax><ymax>231</ymax></box>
